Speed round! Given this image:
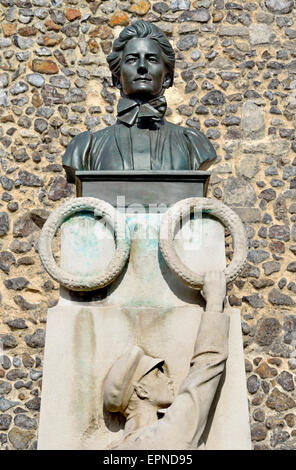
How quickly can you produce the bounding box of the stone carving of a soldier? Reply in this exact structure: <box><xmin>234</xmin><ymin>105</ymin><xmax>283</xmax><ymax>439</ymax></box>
<box><xmin>63</xmin><ymin>20</ymin><xmax>216</xmax><ymax>178</ymax></box>
<box><xmin>103</xmin><ymin>271</ymin><xmax>229</xmax><ymax>450</ymax></box>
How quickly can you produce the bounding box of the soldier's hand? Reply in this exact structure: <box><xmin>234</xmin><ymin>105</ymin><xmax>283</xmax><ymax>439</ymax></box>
<box><xmin>202</xmin><ymin>270</ymin><xmax>226</xmax><ymax>314</ymax></box>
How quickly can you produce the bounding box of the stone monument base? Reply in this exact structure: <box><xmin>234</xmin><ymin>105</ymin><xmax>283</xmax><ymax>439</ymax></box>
<box><xmin>37</xmin><ymin>304</ymin><xmax>251</xmax><ymax>450</ymax></box>
<box><xmin>37</xmin><ymin>173</ymin><xmax>251</xmax><ymax>450</ymax></box>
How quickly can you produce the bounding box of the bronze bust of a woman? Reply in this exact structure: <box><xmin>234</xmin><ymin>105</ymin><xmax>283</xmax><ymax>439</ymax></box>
<box><xmin>63</xmin><ymin>21</ymin><xmax>216</xmax><ymax>179</ymax></box>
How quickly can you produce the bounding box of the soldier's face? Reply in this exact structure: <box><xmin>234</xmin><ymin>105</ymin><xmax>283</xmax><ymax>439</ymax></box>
<box><xmin>140</xmin><ymin>367</ymin><xmax>174</xmax><ymax>408</ymax></box>
<box><xmin>119</xmin><ymin>37</ymin><xmax>168</xmax><ymax>100</ymax></box>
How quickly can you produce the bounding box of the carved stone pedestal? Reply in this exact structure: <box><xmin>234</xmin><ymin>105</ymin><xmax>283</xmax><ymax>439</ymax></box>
<box><xmin>37</xmin><ymin>172</ymin><xmax>251</xmax><ymax>450</ymax></box>
<box><xmin>38</xmin><ymin>305</ymin><xmax>250</xmax><ymax>450</ymax></box>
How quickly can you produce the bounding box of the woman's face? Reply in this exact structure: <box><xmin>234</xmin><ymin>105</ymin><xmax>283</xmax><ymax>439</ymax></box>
<box><xmin>119</xmin><ymin>37</ymin><xmax>169</xmax><ymax>100</ymax></box>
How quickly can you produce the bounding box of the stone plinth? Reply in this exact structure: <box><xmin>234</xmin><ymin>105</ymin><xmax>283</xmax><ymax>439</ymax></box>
<box><xmin>38</xmin><ymin>172</ymin><xmax>251</xmax><ymax>450</ymax></box>
<box><xmin>38</xmin><ymin>305</ymin><xmax>250</xmax><ymax>450</ymax></box>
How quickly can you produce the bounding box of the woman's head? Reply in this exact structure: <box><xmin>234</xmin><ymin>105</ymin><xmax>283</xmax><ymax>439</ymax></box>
<box><xmin>107</xmin><ymin>21</ymin><xmax>175</xmax><ymax>94</ymax></box>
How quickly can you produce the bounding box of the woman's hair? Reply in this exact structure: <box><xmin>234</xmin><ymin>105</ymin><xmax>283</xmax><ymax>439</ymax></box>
<box><xmin>107</xmin><ymin>20</ymin><xmax>175</xmax><ymax>89</ymax></box>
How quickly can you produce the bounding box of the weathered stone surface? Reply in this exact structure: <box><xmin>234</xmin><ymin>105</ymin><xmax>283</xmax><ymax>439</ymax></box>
<box><xmin>0</xmin><ymin>355</ymin><xmax>11</xmax><ymax>370</ymax></box>
<box><xmin>284</xmin><ymin>413</ymin><xmax>295</xmax><ymax>427</ymax></box>
<box><xmin>266</xmin><ymin>388</ymin><xmax>296</xmax><ymax>412</ymax></box>
<box><xmin>109</xmin><ymin>11</ymin><xmax>129</xmax><ymax>27</ymax></box>
<box><xmin>219</xmin><ymin>25</ymin><xmax>249</xmax><ymax>37</ymax></box>
<box><xmin>61</xmin><ymin>23</ymin><xmax>80</xmax><ymax>38</ymax></box>
<box><xmin>13</xmin><ymin>295</ymin><xmax>39</xmax><ymax>311</ymax></box>
<box><xmin>178</xmin><ymin>8</ymin><xmax>210</xmax><ymax>22</ymax></box>
<box><xmin>171</xmin><ymin>0</ymin><xmax>190</xmax><ymax>10</ymax></box>
<box><xmin>268</xmin><ymin>289</ymin><xmax>295</xmax><ymax>306</ymax></box>
<box><xmin>247</xmin><ymin>250</ymin><xmax>270</xmax><ymax>265</ymax></box>
<box><xmin>0</xmin><ymin>414</ymin><xmax>12</xmax><ymax>431</ymax></box>
<box><xmin>153</xmin><ymin>2</ymin><xmax>170</xmax><ymax>13</ymax></box>
<box><xmin>32</xmin><ymin>59</ymin><xmax>59</xmax><ymax>74</ymax></box>
<box><xmin>201</xmin><ymin>90</ymin><xmax>225</xmax><ymax>106</ymax></box>
<box><xmin>25</xmin><ymin>396</ymin><xmax>41</xmax><ymax>411</ymax></box>
<box><xmin>2</xmin><ymin>23</ymin><xmax>16</xmax><ymax>37</ymax></box>
<box><xmin>265</xmin><ymin>0</ymin><xmax>294</xmax><ymax>14</ymax></box>
<box><xmin>64</xmin><ymin>88</ymin><xmax>86</xmax><ymax>104</ymax></box>
<box><xmin>270</xmin><ymin>241</ymin><xmax>285</xmax><ymax>255</ymax></box>
<box><xmin>255</xmin><ymin>362</ymin><xmax>277</xmax><ymax>379</ymax></box>
<box><xmin>0</xmin><ymin>89</ymin><xmax>10</xmax><ymax>107</ymax></box>
<box><xmin>0</xmin><ymin>212</ymin><xmax>10</xmax><ymax>237</ymax></box>
<box><xmin>253</xmin><ymin>409</ymin><xmax>265</xmax><ymax>423</ymax></box>
<box><xmin>251</xmin><ymin>279</ymin><xmax>275</xmax><ymax>289</ymax></box>
<box><xmin>48</xmin><ymin>176</ymin><xmax>72</xmax><ymax>201</ymax></box>
<box><xmin>259</xmin><ymin>188</ymin><xmax>276</xmax><ymax>202</ymax></box>
<box><xmin>177</xmin><ymin>34</ymin><xmax>198</xmax><ymax>51</ymax></box>
<box><xmin>30</xmin><ymin>369</ymin><xmax>42</xmax><ymax>381</ymax></box>
<box><xmin>129</xmin><ymin>0</ymin><xmax>151</xmax><ymax>15</ymax></box>
<box><xmin>37</xmin><ymin>33</ymin><xmax>62</xmax><ymax>47</ymax></box>
<box><xmin>14</xmin><ymin>414</ymin><xmax>37</xmax><ymax>430</ymax></box>
<box><xmin>34</xmin><ymin>118</ymin><xmax>48</xmax><ymax>134</ymax></box>
<box><xmin>10</xmin><ymin>81</ymin><xmax>29</xmax><ymax>95</ymax></box>
<box><xmin>4</xmin><ymin>277</ymin><xmax>29</xmax><ymax>291</ymax></box>
<box><xmin>0</xmin><ymin>380</ymin><xmax>12</xmax><ymax>394</ymax></box>
<box><xmin>269</xmin><ymin>225</ymin><xmax>290</xmax><ymax>242</ymax></box>
<box><xmin>41</xmin><ymin>84</ymin><xmax>65</xmax><ymax>105</ymax></box>
<box><xmin>26</xmin><ymin>73</ymin><xmax>45</xmax><ymax>88</ymax></box>
<box><xmin>222</xmin><ymin>177</ymin><xmax>257</xmax><ymax>207</ymax></box>
<box><xmin>247</xmin><ymin>375</ymin><xmax>260</xmax><ymax>394</ymax></box>
<box><xmin>22</xmin><ymin>353</ymin><xmax>34</xmax><ymax>369</ymax></box>
<box><xmin>18</xmin><ymin>25</ymin><xmax>37</xmax><ymax>37</ymax></box>
<box><xmin>29</xmin><ymin>209</ymin><xmax>50</xmax><ymax>228</ymax></box>
<box><xmin>237</xmin><ymin>156</ymin><xmax>259</xmax><ymax>179</ymax></box>
<box><xmin>65</xmin><ymin>8</ymin><xmax>81</xmax><ymax>21</ymax></box>
<box><xmin>249</xmin><ymin>24</ymin><xmax>275</xmax><ymax>46</ymax></box>
<box><xmin>240</xmin><ymin>263</ymin><xmax>260</xmax><ymax>279</ymax></box>
<box><xmin>270</xmin><ymin>429</ymin><xmax>290</xmax><ymax>448</ymax></box>
<box><xmin>263</xmin><ymin>261</ymin><xmax>281</xmax><ymax>276</ymax></box>
<box><xmin>287</xmin><ymin>262</ymin><xmax>296</xmax><ymax>272</ymax></box>
<box><xmin>18</xmin><ymin>171</ymin><xmax>43</xmax><ymax>188</ymax></box>
<box><xmin>13</xmin><ymin>214</ymin><xmax>39</xmax><ymax>238</ymax></box>
<box><xmin>8</xmin><ymin>427</ymin><xmax>35</xmax><ymax>450</ymax></box>
<box><xmin>9</xmin><ymin>240</ymin><xmax>32</xmax><ymax>254</ymax></box>
<box><xmin>49</xmin><ymin>75</ymin><xmax>70</xmax><ymax>89</ymax></box>
<box><xmin>242</xmin><ymin>294</ymin><xmax>264</xmax><ymax>308</ymax></box>
<box><xmin>24</xmin><ymin>329</ymin><xmax>45</xmax><ymax>348</ymax></box>
<box><xmin>278</xmin><ymin>278</ymin><xmax>287</xmax><ymax>289</ymax></box>
<box><xmin>268</xmin><ymin>338</ymin><xmax>294</xmax><ymax>358</ymax></box>
<box><xmin>0</xmin><ymin>251</ymin><xmax>16</xmax><ymax>274</ymax></box>
<box><xmin>251</xmin><ymin>423</ymin><xmax>267</xmax><ymax>442</ymax></box>
<box><xmin>232</xmin><ymin>207</ymin><xmax>261</xmax><ymax>223</ymax></box>
<box><xmin>277</xmin><ymin>371</ymin><xmax>295</xmax><ymax>392</ymax></box>
<box><xmin>283</xmin><ymin>315</ymin><xmax>296</xmax><ymax>344</ymax></box>
<box><xmin>6</xmin><ymin>368</ymin><xmax>27</xmax><ymax>381</ymax></box>
<box><xmin>241</xmin><ymin>101</ymin><xmax>265</xmax><ymax>139</ymax></box>
<box><xmin>255</xmin><ymin>318</ymin><xmax>282</xmax><ymax>346</ymax></box>
<box><xmin>13</xmin><ymin>35</ymin><xmax>33</xmax><ymax>49</ymax></box>
<box><xmin>6</xmin><ymin>318</ymin><xmax>27</xmax><ymax>329</ymax></box>
<box><xmin>0</xmin><ymin>334</ymin><xmax>17</xmax><ymax>349</ymax></box>
<box><xmin>0</xmin><ymin>397</ymin><xmax>20</xmax><ymax>412</ymax></box>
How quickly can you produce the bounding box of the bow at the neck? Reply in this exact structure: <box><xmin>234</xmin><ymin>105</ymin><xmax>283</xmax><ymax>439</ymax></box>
<box><xmin>117</xmin><ymin>96</ymin><xmax>167</xmax><ymax>126</ymax></box>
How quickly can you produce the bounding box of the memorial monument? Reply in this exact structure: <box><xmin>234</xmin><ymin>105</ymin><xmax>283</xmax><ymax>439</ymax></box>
<box><xmin>37</xmin><ymin>21</ymin><xmax>251</xmax><ymax>450</ymax></box>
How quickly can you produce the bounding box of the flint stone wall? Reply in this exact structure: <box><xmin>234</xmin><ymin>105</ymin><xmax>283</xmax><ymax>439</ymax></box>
<box><xmin>0</xmin><ymin>0</ymin><xmax>296</xmax><ymax>450</ymax></box>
